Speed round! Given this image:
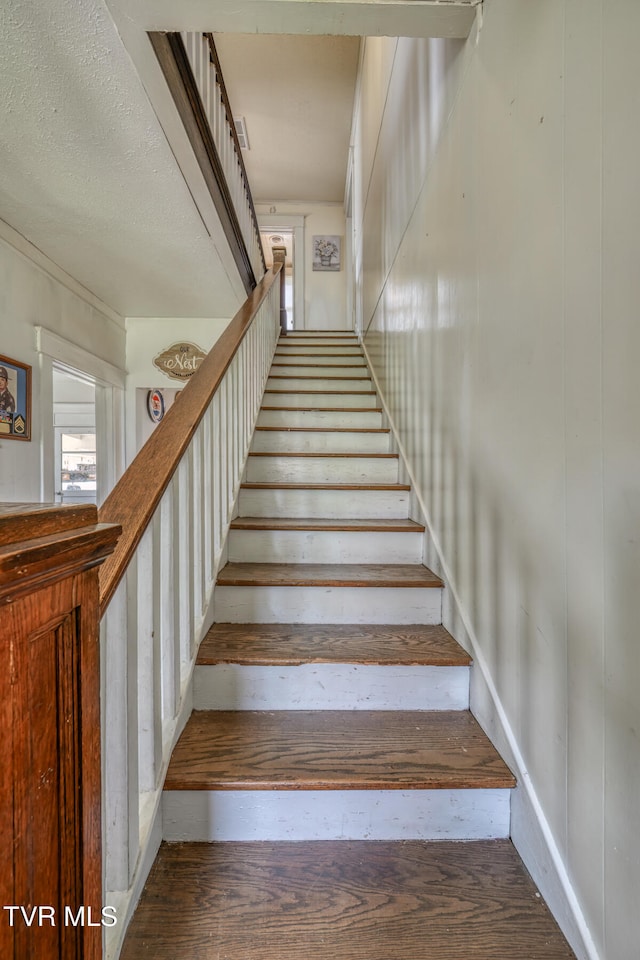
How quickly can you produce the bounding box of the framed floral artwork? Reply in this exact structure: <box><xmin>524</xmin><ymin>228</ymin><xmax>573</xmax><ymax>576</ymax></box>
<box><xmin>0</xmin><ymin>354</ymin><xmax>31</xmax><ymax>441</ymax></box>
<box><xmin>313</xmin><ymin>235</ymin><xmax>341</xmax><ymax>271</ymax></box>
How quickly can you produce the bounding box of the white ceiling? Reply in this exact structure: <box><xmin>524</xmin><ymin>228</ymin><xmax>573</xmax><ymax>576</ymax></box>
<box><xmin>214</xmin><ymin>34</ymin><xmax>360</xmax><ymax>204</ymax></box>
<box><xmin>0</xmin><ymin>0</ymin><xmax>475</xmax><ymax>319</ymax></box>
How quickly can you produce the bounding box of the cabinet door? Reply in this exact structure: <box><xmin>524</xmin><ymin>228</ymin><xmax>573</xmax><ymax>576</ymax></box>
<box><xmin>1</xmin><ymin>575</ymin><xmax>102</xmax><ymax>960</ymax></box>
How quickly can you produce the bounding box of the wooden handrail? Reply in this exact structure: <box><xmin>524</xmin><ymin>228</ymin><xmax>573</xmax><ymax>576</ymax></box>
<box><xmin>150</xmin><ymin>31</ymin><xmax>258</xmax><ymax>295</ymax></box>
<box><xmin>98</xmin><ymin>264</ymin><xmax>282</xmax><ymax>616</ymax></box>
<box><xmin>204</xmin><ymin>33</ymin><xmax>267</xmax><ymax>277</ymax></box>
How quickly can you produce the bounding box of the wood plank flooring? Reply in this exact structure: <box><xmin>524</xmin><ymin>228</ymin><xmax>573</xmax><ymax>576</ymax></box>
<box><xmin>197</xmin><ymin>623</ymin><xmax>470</xmax><ymax>666</ymax></box>
<box><xmin>120</xmin><ymin>840</ymin><xmax>576</xmax><ymax>960</ymax></box>
<box><xmin>164</xmin><ymin>710</ymin><xmax>515</xmax><ymax>791</ymax></box>
<box><xmin>216</xmin><ymin>563</ymin><xmax>443</xmax><ymax>588</ymax></box>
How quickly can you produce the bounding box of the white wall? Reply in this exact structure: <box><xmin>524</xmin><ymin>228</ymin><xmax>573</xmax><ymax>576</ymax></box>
<box><xmin>351</xmin><ymin>4</ymin><xmax>640</xmax><ymax>959</ymax></box>
<box><xmin>125</xmin><ymin>316</ymin><xmax>232</xmax><ymax>459</ymax></box>
<box><xmin>256</xmin><ymin>203</ymin><xmax>349</xmax><ymax>329</ymax></box>
<box><xmin>0</xmin><ymin>225</ymin><xmax>126</xmax><ymax>502</ymax></box>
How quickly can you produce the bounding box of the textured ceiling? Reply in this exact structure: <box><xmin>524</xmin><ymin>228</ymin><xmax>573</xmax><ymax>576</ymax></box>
<box><xmin>0</xmin><ymin>0</ymin><xmax>246</xmax><ymax>318</ymax></box>
<box><xmin>214</xmin><ymin>34</ymin><xmax>360</xmax><ymax>204</ymax></box>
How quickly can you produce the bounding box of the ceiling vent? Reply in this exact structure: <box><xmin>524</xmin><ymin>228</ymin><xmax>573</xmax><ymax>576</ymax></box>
<box><xmin>234</xmin><ymin>117</ymin><xmax>250</xmax><ymax>150</ymax></box>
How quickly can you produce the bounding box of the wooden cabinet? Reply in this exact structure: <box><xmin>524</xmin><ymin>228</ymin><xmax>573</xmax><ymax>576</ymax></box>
<box><xmin>0</xmin><ymin>504</ymin><xmax>120</xmax><ymax>960</ymax></box>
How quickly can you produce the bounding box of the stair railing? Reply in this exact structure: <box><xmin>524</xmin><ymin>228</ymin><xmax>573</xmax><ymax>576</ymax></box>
<box><xmin>150</xmin><ymin>30</ymin><xmax>266</xmax><ymax>294</ymax></box>
<box><xmin>98</xmin><ymin>265</ymin><xmax>282</xmax><ymax>952</ymax></box>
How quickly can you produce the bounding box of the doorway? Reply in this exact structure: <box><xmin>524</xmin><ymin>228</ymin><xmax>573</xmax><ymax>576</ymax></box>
<box><xmin>53</xmin><ymin>365</ymin><xmax>97</xmax><ymax>504</ymax></box>
<box><xmin>260</xmin><ymin>229</ymin><xmax>294</xmax><ymax>329</ymax></box>
<box><xmin>258</xmin><ymin>214</ymin><xmax>305</xmax><ymax>330</ymax></box>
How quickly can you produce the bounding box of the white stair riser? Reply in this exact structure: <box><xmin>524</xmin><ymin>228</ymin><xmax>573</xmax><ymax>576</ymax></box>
<box><xmin>163</xmin><ymin>789</ymin><xmax>511</xmax><ymax>842</ymax></box>
<box><xmin>213</xmin><ymin>585</ymin><xmax>442</xmax><ymax>624</ymax></box>
<box><xmin>227</xmin><ymin>528</ymin><xmax>423</xmax><ymax>564</ymax></box>
<box><xmin>245</xmin><ymin>456</ymin><xmax>398</xmax><ymax>484</ymax></box>
<box><xmin>269</xmin><ymin>364</ymin><xmax>367</xmax><ymax>376</ymax></box>
<box><xmin>257</xmin><ymin>409</ymin><xmax>383</xmax><ymax>428</ymax></box>
<box><xmin>267</xmin><ymin>377</ymin><xmax>372</xmax><ymax>391</ymax></box>
<box><xmin>193</xmin><ymin>664</ymin><xmax>469</xmax><ymax>711</ymax></box>
<box><xmin>263</xmin><ymin>393</ymin><xmax>377</xmax><ymax>409</ymax></box>
<box><xmin>275</xmin><ymin>346</ymin><xmax>362</xmax><ymax>357</ymax></box>
<box><xmin>251</xmin><ymin>430</ymin><xmax>390</xmax><ymax>453</ymax></box>
<box><xmin>238</xmin><ymin>487</ymin><xmax>409</xmax><ymax>519</ymax></box>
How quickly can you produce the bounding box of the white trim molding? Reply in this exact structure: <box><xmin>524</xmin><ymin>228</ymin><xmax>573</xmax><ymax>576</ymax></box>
<box><xmin>36</xmin><ymin>327</ymin><xmax>127</xmax><ymax>388</ymax></box>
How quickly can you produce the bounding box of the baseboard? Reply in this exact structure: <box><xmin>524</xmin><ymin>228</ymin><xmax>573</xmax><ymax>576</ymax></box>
<box><xmin>359</xmin><ymin>333</ymin><xmax>600</xmax><ymax>960</ymax></box>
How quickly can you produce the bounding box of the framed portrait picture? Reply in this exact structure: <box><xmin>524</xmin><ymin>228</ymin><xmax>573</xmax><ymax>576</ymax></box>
<box><xmin>313</xmin><ymin>235</ymin><xmax>342</xmax><ymax>272</ymax></box>
<box><xmin>0</xmin><ymin>354</ymin><xmax>31</xmax><ymax>441</ymax></box>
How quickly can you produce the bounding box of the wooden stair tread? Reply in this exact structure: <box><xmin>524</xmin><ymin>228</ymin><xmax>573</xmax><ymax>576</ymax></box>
<box><xmin>271</xmin><ymin>356</ymin><xmax>366</xmax><ymax>366</ymax></box>
<box><xmin>229</xmin><ymin>518</ymin><xmax>424</xmax><ymax>532</ymax></box>
<box><xmin>268</xmin><ymin>374</ymin><xmax>371</xmax><ymax>380</ymax></box>
<box><xmin>241</xmin><ymin>482</ymin><xmax>410</xmax><ymax>490</ymax></box>
<box><xmin>260</xmin><ymin>406</ymin><xmax>383</xmax><ymax>413</ymax></box>
<box><xmin>270</xmin><ymin>362</ymin><xmax>367</xmax><ymax>368</ymax></box>
<box><xmin>216</xmin><ymin>563</ymin><xmax>443</xmax><ymax>588</ymax></box>
<box><xmin>274</xmin><ymin>350</ymin><xmax>362</xmax><ymax>354</ymax></box>
<box><xmin>164</xmin><ymin>710</ymin><xmax>515</xmax><ymax>791</ymax></box>
<box><xmin>264</xmin><ymin>389</ymin><xmax>376</xmax><ymax>395</ymax></box>
<box><xmin>280</xmin><ymin>334</ymin><xmax>359</xmax><ymax>337</ymax></box>
<box><xmin>248</xmin><ymin>452</ymin><xmax>397</xmax><ymax>459</ymax></box>
<box><xmin>255</xmin><ymin>426</ymin><xmax>390</xmax><ymax>433</ymax></box>
<box><xmin>269</xmin><ymin>360</ymin><xmax>371</xmax><ymax>372</ymax></box>
<box><xmin>197</xmin><ymin>623</ymin><xmax>471</xmax><ymax>666</ymax></box>
<box><xmin>120</xmin><ymin>840</ymin><xmax>576</xmax><ymax>960</ymax></box>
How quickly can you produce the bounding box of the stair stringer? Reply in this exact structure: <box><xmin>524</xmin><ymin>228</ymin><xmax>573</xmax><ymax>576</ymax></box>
<box><xmin>358</xmin><ymin>334</ymin><xmax>599</xmax><ymax>960</ymax></box>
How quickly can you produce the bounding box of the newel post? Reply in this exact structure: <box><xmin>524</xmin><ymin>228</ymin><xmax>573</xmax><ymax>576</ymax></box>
<box><xmin>0</xmin><ymin>503</ymin><xmax>120</xmax><ymax>960</ymax></box>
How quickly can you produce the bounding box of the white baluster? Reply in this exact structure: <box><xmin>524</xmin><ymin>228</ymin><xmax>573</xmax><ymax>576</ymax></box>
<box><xmin>212</xmin><ymin>391</ymin><xmax>222</xmax><ymax>559</ymax></box>
<box><xmin>176</xmin><ymin>455</ymin><xmax>194</xmax><ymax>666</ymax></box>
<box><xmin>102</xmin><ymin>580</ymin><xmax>134</xmax><ymax>892</ymax></box>
<box><xmin>202</xmin><ymin>404</ymin><xmax>213</xmax><ymax>590</ymax></box>
<box><xmin>189</xmin><ymin>435</ymin><xmax>203</xmax><ymax>623</ymax></box>
<box><xmin>136</xmin><ymin>524</ymin><xmax>156</xmax><ymax>794</ymax></box>
<box><xmin>160</xmin><ymin>487</ymin><xmax>177</xmax><ymax>735</ymax></box>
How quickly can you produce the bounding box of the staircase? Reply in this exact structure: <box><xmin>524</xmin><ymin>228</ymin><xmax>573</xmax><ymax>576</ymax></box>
<box><xmin>121</xmin><ymin>331</ymin><xmax>576</xmax><ymax>959</ymax></box>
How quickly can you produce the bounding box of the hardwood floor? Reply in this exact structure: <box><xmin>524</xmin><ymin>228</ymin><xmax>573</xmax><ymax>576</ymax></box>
<box><xmin>120</xmin><ymin>840</ymin><xmax>576</xmax><ymax>960</ymax></box>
